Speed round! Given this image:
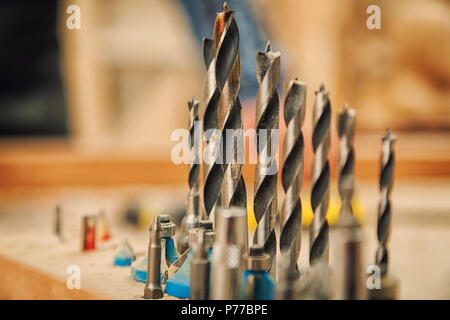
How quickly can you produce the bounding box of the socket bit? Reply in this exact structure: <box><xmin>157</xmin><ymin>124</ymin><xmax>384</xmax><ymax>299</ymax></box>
<box><xmin>310</xmin><ymin>84</ymin><xmax>331</xmax><ymax>265</ymax></box>
<box><xmin>212</xmin><ymin>206</ymin><xmax>247</xmax><ymax>299</ymax></box>
<box><xmin>144</xmin><ymin>218</ymin><xmax>163</xmax><ymax>299</ymax></box>
<box><xmin>253</xmin><ymin>41</ymin><xmax>280</xmax><ymax>270</ymax></box>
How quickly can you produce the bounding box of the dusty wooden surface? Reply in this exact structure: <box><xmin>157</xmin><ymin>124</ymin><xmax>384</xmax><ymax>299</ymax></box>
<box><xmin>0</xmin><ymin>181</ymin><xmax>449</xmax><ymax>299</ymax></box>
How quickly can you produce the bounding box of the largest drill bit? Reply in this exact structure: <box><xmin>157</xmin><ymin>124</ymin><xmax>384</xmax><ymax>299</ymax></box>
<box><xmin>203</xmin><ymin>3</ymin><xmax>246</xmax><ymax>220</ymax></box>
<box><xmin>309</xmin><ymin>84</ymin><xmax>331</xmax><ymax>265</ymax></box>
<box><xmin>253</xmin><ymin>41</ymin><xmax>280</xmax><ymax>269</ymax></box>
<box><xmin>376</xmin><ymin>129</ymin><xmax>396</xmax><ymax>276</ymax></box>
<box><xmin>280</xmin><ymin>78</ymin><xmax>307</xmax><ymax>272</ymax></box>
<box><xmin>215</xmin><ymin>3</ymin><xmax>247</xmax><ymax>212</ymax></box>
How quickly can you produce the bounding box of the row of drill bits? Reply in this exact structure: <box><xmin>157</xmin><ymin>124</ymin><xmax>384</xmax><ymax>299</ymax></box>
<box><xmin>142</xmin><ymin>2</ymin><xmax>398</xmax><ymax>300</ymax></box>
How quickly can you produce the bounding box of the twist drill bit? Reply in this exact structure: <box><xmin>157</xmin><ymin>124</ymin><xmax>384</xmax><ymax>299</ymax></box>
<box><xmin>253</xmin><ymin>41</ymin><xmax>280</xmax><ymax>269</ymax></box>
<box><xmin>376</xmin><ymin>129</ymin><xmax>396</xmax><ymax>276</ymax></box>
<box><xmin>215</xmin><ymin>3</ymin><xmax>247</xmax><ymax>211</ymax></box>
<box><xmin>280</xmin><ymin>78</ymin><xmax>307</xmax><ymax>274</ymax></box>
<box><xmin>335</xmin><ymin>105</ymin><xmax>365</xmax><ymax>299</ymax></box>
<box><xmin>337</xmin><ymin>104</ymin><xmax>357</xmax><ymax>226</ymax></box>
<box><xmin>188</xmin><ymin>98</ymin><xmax>200</xmax><ymax>196</ymax></box>
<box><xmin>190</xmin><ymin>228</ymin><xmax>211</xmax><ymax>300</ymax></box>
<box><xmin>144</xmin><ymin>218</ymin><xmax>163</xmax><ymax>299</ymax></box>
<box><xmin>201</xmin><ymin>37</ymin><xmax>220</xmax><ymax>220</ymax></box>
<box><xmin>177</xmin><ymin>99</ymin><xmax>201</xmax><ymax>252</ymax></box>
<box><xmin>203</xmin><ymin>3</ymin><xmax>247</xmax><ymax>220</ymax></box>
<box><xmin>309</xmin><ymin>84</ymin><xmax>331</xmax><ymax>265</ymax></box>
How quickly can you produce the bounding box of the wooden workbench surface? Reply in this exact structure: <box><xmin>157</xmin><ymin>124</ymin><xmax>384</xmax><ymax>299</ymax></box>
<box><xmin>0</xmin><ymin>181</ymin><xmax>449</xmax><ymax>299</ymax></box>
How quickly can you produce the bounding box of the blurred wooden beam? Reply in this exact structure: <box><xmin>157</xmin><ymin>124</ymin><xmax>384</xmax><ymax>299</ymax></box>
<box><xmin>0</xmin><ymin>133</ymin><xmax>448</xmax><ymax>186</ymax></box>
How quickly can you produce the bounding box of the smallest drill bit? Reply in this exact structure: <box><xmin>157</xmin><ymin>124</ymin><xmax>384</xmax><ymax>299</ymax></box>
<box><xmin>144</xmin><ymin>218</ymin><xmax>163</xmax><ymax>299</ymax></box>
<box><xmin>190</xmin><ymin>228</ymin><xmax>211</xmax><ymax>300</ymax></box>
<box><xmin>55</xmin><ymin>205</ymin><xmax>62</xmax><ymax>241</ymax></box>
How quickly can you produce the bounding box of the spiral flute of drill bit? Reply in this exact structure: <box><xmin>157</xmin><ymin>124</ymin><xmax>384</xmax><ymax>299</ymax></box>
<box><xmin>337</xmin><ymin>104</ymin><xmax>357</xmax><ymax>226</ymax></box>
<box><xmin>280</xmin><ymin>79</ymin><xmax>306</xmax><ymax>270</ymax></box>
<box><xmin>309</xmin><ymin>84</ymin><xmax>331</xmax><ymax>265</ymax></box>
<box><xmin>203</xmin><ymin>3</ymin><xmax>246</xmax><ymax>218</ymax></box>
<box><xmin>253</xmin><ymin>41</ymin><xmax>280</xmax><ymax>268</ymax></box>
<box><xmin>188</xmin><ymin>98</ymin><xmax>200</xmax><ymax>195</ymax></box>
<box><xmin>376</xmin><ymin>130</ymin><xmax>396</xmax><ymax>275</ymax></box>
<box><xmin>201</xmin><ymin>37</ymin><xmax>220</xmax><ymax>220</ymax></box>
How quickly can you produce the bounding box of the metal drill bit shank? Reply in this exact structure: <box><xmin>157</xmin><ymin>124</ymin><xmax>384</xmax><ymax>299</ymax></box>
<box><xmin>376</xmin><ymin>129</ymin><xmax>396</xmax><ymax>275</ymax></box>
<box><xmin>144</xmin><ymin>218</ymin><xmax>163</xmax><ymax>299</ymax></box>
<box><xmin>212</xmin><ymin>206</ymin><xmax>247</xmax><ymax>300</ymax></box>
<box><xmin>337</xmin><ymin>104</ymin><xmax>357</xmax><ymax>226</ymax></box>
<box><xmin>280</xmin><ymin>79</ymin><xmax>306</xmax><ymax>272</ymax></box>
<box><xmin>253</xmin><ymin>41</ymin><xmax>280</xmax><ymax>269</ymax></box>
<box><xmin>309</xmin><ymin>84</ymin><xmax>331</xmax><ymax>265</ymax></box>
<box><xmin>190</xmin><ymin>228</ymin><xmax>211</xmax><ymax>300</ymax></box>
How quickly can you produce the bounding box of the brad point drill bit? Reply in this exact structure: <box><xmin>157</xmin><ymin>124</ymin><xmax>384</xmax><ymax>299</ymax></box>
<box><xmin>376</xmin><ymin>129</ymin><xmax>396</xmax><ymax>276</ymax></box>
<box><xmin>280</xmin><ymin>78</ymin><xmax>307</xmax><ymax>274</ymax></box>
<box><xmin>337</xmin><ymin>104</ymin><xmax>357</xmax><ymax>226</ymax></box>
<box><xmin>253</xmin><ymin>41</ymin><xmax>280</xmax><ymax>269</ymax></box>
<box><xmin>215</xmin><ymin>3</ymin><xmax>247</xmax><ymax>211</ymax></box>
<box><xmin>144</xmin><ymin>218</ymin><xmax>163</xmax><ymax>299</ymax></box>
<box><xmin>309</xmin><ymin>84</ymin><xmax>331</xmax><ymax>265</ymax></box>
<box><xmin>203</xmin><ymin>3</ymin><xmax>247</xmax><ymax>222</ymax></box>
<box><xmin>190</xmin><ymin>228</ymin><xmax>211</xmax><ymax>300</ymax></box>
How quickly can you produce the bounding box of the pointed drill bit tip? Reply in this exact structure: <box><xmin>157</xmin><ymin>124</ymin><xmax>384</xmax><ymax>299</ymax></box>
<box><xmin>265</xmin><ymin>41</ymin><xmax>272</xmax><ymax>52</ymax></box>
<box><xmin>223</xmin><ymin>2</ymin><xmax>229</xmax><ymax>12</ymax></box>
<box><xmin>188</xmin><ymin>97</ymin><xmax>199</xmax><ymax>110</ymax></box>
<box><xmin>341</xmin><ymin>103</ymin><xmax>356</xmax><ymax>118</ymax></box>
<box><xmin>383</xmin><ymin>128</ymin><xmax>396</xmax><ymax>143</ymax></box>
<box><xmin>315</xmin><ymin>83</ymin><xmax>327</xmax><ymax>95</ymax></box>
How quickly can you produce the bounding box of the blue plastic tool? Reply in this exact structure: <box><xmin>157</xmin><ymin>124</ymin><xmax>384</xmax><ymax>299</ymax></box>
<box><xmin>114</xmin><ymin>238</ymin><xmax>136</xmax><ymax>267</ymax></box>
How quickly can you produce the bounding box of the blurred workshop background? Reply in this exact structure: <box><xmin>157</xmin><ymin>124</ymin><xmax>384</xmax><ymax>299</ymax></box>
<box><xmin>0</xmin><ymin>0</ymin><xmax>449</xmax><ymax>299</ymax></box>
